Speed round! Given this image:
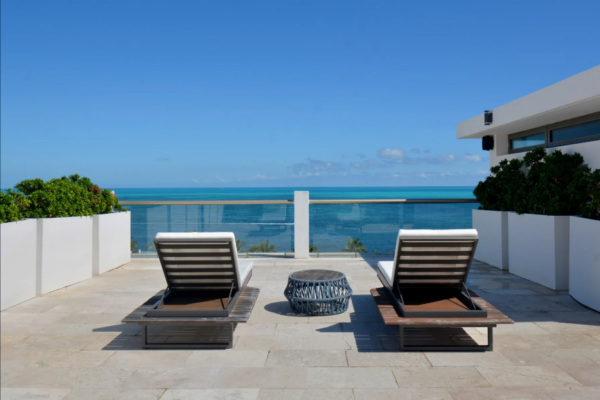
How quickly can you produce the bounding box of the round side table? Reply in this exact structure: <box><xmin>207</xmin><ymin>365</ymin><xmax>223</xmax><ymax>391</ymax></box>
<box><xmin>284</xmin><ymin>269</ymin><xmax>353</xmax><ymax>315</ymax></box>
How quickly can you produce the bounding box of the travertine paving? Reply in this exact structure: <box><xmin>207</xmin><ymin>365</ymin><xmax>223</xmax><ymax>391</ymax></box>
<box><xmin>2</xmin><ymin>256</ymin><xmax>600</xmax><ymax>399</ymax></box>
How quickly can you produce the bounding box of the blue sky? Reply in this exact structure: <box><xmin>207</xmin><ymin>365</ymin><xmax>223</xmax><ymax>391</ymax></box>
<box><xmin>2</xmin><ymin>1</ymin><xmax>599</xmax><ymax>188</ymax></box>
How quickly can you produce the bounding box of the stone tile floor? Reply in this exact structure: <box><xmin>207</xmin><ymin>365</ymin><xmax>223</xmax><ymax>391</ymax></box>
<box><xmin>2</xmin><ymin>256</ymin><xmax>600</xmax><ymax>399</ymax></box>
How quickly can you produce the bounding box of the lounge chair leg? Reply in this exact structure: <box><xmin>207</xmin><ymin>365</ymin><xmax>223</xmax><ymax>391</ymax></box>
<box><xmin>141</xmin><ymin>325</ymin><xmax>148</xmax><ymax>349</ymax></box>
<box><xmin>488</xmin><ymin>326</ymin><xmax>493</xmax><ymax>351</ymax></box>
<box><xmin>399</xmin><ymin>326</ymin><xmax>405</xmax><ymax>351</ymax></box>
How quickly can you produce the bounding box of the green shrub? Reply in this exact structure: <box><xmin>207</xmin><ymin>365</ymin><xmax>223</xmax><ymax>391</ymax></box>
<box><xmin>521</xmin><ymin>148</ymin><xmax>591</xmax><ymax>216</ymax></box>
<box><xmin>249</xmin><ymin>240</ymin><xmax>276</xmax><ymax>253</ymax></box>
<box><xmin>474</xmin><ymin>148</ymin><xmax>594</xmax><ymax>217</ymax></box>
<box><xmin>0</xmin><ymin>175</ymin><xmax>125</xmax><ymax>222</ymax></box>
<box><xmin>473</xmin><ymin>158</ymin><xmax>526</xmax><ymax>212</ymax></box>
<box><xmin>0</xmin><ymin>189</ymin><xmax>30</xmax><ymax>223</ymax></box>
<box><xmin>581</xmin><ymin>169</ymin><xmax>600</xmax><ymax>220</ymax></box>
<box><xmin>341</xmin><ymin>237</ymin><xmax>367</xmax><ymax>253</ymax></box>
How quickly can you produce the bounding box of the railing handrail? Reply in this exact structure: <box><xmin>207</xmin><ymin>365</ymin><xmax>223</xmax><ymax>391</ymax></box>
<box><xmin>120</xmin><ymin>198</ymin><xmax>478</xmax><ymax>206</ymax></box>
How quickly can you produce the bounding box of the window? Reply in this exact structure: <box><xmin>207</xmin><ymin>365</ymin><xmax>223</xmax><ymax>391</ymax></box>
<box><xmin>551</xmin><ymin>119</ymin><xmax>600</xmax><ymax>144</ymax></box>
<box><xmin>510</xmin><ymin>132</ymin><xmax>545</xmax><ymax>150</ymax></box>
<box><xmin>508</xmin><ymin>112</ymin><xmax>600</xmax><ymax>154</ymax></box>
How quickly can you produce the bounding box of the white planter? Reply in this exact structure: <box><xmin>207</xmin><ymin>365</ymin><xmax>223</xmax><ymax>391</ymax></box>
<box><xmin>472</xmin><ymin>209</ymin><xmax>509</xmax><ymax>270</ymax></box>
<box><xmin>569</xmin><ymin>216</ymin><xmax>600</xmax><ymax>312</ymax></box>
<box><xmin>1</xmin><ymin>219</ymin><xmax>38</xmax><ymax>310</ymax></box>
<box><xmin>508</xmin><ymin>213</ymin><xmax>570</xmax><ymax>290</ymax></box>
<box><xmin>93</xmin><ymin>211</ymin><xmax>131</xmax><ymax>275</ymax></box>
<box><xmin>37</xmin><ymin>216</ymin><xmax>93</xmax><ymax>294</ymax></box>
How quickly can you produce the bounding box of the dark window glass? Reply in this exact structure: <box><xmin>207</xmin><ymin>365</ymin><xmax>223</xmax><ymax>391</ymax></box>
<box><xmin>510</xmin><ymin>133</ymin><xmax>545</xmax><ymax>150</ymax></box>
<box><xmin>551</xmin><ymin>120</ymin><xmax>600</xmax><ymax>143</ymax></box>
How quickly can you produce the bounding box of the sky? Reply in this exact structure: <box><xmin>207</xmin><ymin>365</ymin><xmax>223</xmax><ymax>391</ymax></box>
<box><xmin>2</xmin><ymin>1</ymin><xmax>600</xmax><ymax>188</ymax></box>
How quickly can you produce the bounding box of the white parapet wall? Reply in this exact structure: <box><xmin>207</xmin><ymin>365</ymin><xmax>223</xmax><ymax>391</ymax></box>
<box><xmin>93</xmin><ymin>211</ymin><xmax>131</xmax><ymax>275</ymax></box>
<box><xmin>37</xmin><ymin>216</ymin><xmax>93</xmax><ymax>294</ymax></box>
<box><xmin>508</xmin><ymin>213</ymin><xmax>570</xmax><ymax>290</ymax></box>
<box><xmin>1</xmin><ymin>219</ymin><xmax>38</xmax><ymax>310</ymax></box>
<box><xmin>472</xmin><ymin>210</ymin><xmax>509</xmax><ymax>270</ymax></box>
<box><xmin>569</xmin><ymin>217</ymin><xmax>600</xmax><ymax>312</ymax></box>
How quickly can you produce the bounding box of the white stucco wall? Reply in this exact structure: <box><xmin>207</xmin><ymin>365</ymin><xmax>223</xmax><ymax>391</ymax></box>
<box><xmin>508</xmin><ymin>213</ymin><xmax>570</xmax><ymax>291</ymax></box>
<box><xmin>93</xmin><ymin>211</ymin><xmax>131</xmax><ymax>275</ymax></box>
<box><xmin>37</xmin><ymin>216</ymin><xmax>93</xmax><ymax>294</ymax></box>
<box><xmin>1</xmin><ymin>219</ymin><xmax>38</xmax><ymax>310</ymax></box>
<box><xmin>472</xmin><ymin>210</ymin><xmax>508</xmax><ymax>270</ymax></box>
<box><xmin>569</xmin><ymin>217</ymin><xmax>600</xmax><ymax>312</ymax></box>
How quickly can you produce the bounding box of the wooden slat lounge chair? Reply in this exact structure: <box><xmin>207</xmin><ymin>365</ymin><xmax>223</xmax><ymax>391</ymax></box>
<box><xmin>373</xmin><ymin>229</ymin><xmax>513</xmax><ymax>351</ymax></box>
<box><xmin>148</xmin><ymin>232</ymin><xmax>253</xmax><ymax>317</ymax></box>
<box><xmin>122</xmin><ymin>232</ymin><xmax>259</xmax><ymax>349</ymax></box>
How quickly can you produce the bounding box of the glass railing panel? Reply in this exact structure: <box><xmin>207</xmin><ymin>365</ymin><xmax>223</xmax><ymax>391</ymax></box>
<box><xmin>125</xmin><ymin>204</ymin><xmax>294</xmax><ymax>254</ymax></box>
<box><xmin>309</xmin><ymin>202</ymin><xmax>480</xmax><ymax>254</ymax></box>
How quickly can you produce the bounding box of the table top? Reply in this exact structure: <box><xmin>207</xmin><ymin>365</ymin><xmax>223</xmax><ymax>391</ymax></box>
<box><xmin>290</xmin><ymin>269</ymin><xmax>344</xmax><ymax>281</ymax></box>
<box><xmin>122</xmin><ymin>287</ymin><xmax>260</xmax><ymax>324</ymax></box>
<box><xmin>370</xmin><ymin>287</ymin><xmax>513</xmax><ymax>327</ymax></box>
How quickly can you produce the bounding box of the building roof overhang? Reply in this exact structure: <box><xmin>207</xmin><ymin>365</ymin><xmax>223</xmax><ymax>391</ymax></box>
<box><xmin>456</xmin><ymin>66</ymin><xmax>600</xmax><ymax>139</ymax></box>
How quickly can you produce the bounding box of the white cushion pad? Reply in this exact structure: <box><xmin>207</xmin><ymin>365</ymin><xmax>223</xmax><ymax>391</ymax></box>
<box><xmin>398</xmin><ymin>229</ymin><xmax>478</xmax><ymax>240</ymax></box>
<box><xmin>155</xmin><ymin>232</ymin><xmax>235</xmax><ymax>241</ymax></box>
<box><xmin>238</xmin><ymin>261</ymin><xmax>253</xmax><ymax>285</ymax></box>
<box><xmin>377</xmin><ymin>261</ymin><xmax>394</xmax><ymax>286</ymax></box>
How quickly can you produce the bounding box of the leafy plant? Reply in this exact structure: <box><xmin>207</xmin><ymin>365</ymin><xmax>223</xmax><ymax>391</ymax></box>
<box><xmin>473</xmin><ymin>158</ymin><xmax>527</xmax><ymax>212</ymax></box>
<box><xmin>249</xmin><ymin>240</ymin><xmax>276</xmax><ymax>253</ymax></box>
<box><xmin>131</xmin><ymin>237</ymin><xmax>139</xmax><ymax>252</ymax></box>
<box><xmin>521</xmin><ymin>148</ymin><xmax>591</xmax><ymax>216</ymax></box>
<box><xmin>309</xmin><ymin>245</ymin><xmax>318</xmax><ymax>253</ymax></box>
<box><xmin>581</xmin><ymin>169</ymin><xmax>600</xmax><ymax>220</ymax></box>
<box><xmin>341</xmin><ymin>237</ymin><xmax>366</xmax><ymax>253</ymax></box>
<box><xmin>236</xmin><ymin>238</ymin><xmax>247</xmax><ymax>252</ymax></box>
<box><xmin>5</xmin><ymin>175</ymin><xmax>125</xmax><ymax>220</ymax></box>
<box><xmin>474</xmin><ymin>148</ymin><xmax>595</xmax><ymax>217</ymax></box>
<box><xmin>0</xmin><ymin>189</ymin><xmax>30</xmax><ymax>223</ymax></box>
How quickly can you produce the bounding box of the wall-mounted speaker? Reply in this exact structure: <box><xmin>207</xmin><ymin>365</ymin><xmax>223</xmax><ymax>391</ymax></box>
<box><xmin>482</xmin><ymin>135</ymin><xmax>494</xmax><ymax>151</ymax></box>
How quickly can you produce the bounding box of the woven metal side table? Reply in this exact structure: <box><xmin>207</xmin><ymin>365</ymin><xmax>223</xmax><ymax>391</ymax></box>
<box><xmin>284</xmin><ymin>270</ymin><xmax>353</xmax><ymax>315</ymax></box>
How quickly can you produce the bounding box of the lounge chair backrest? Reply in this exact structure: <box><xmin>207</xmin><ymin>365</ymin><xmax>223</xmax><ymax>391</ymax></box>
<box><xmin>154</xmin><ymin>232</ymin><xmax>241</xmax><ymax>291</ymax></box>
<box><xmin>391</xmin><ymin>229</ymin><xmax>478</xmax><ymax>290</ymax></box>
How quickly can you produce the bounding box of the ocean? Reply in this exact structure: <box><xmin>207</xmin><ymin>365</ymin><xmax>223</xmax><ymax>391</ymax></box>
<box><xmin>113</xmin><ymin>187</ymin><xmax>478</xmax><ymax>254</ymax></box>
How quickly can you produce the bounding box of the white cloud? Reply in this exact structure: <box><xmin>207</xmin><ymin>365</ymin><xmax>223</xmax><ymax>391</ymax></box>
<box><xmin>292</xmin><ymin>158</ymin><xmax>344</xmax><ymax>174</ymax></box>
<box><xmin>377</xmin><ymin>148</ymin><xmax>406</xmax><ymax>161</ymax></box>
<box><xmin>192</xmin><ymin>179</ymin><xmax>200</xmax><ymax>183</ymax></box>
<box><xmin>215</xmin><ymin>175</ymin><xmax>227</xmax><ymax>182</ymax></box>
<box><xmin>350</xmin><ymin>159</ymin><xmax>384</xmax><ymax>169</ymax></box>
<box><xmin>377</xmin><ymin>148</ymin><xmax>455</xmax><ymax>165</ymax></box>
<box><xmin>462</xmin><ymin>153</ymin><xmax>482</xmax><ymax>162</ymax></box>
<box><xmin>476</xmin><ymin>170</ymin><xmax>489</xmax><ymax>175</ymax></box>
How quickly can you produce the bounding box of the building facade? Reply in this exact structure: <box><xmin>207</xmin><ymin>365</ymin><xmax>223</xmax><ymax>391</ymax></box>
<box><xmin>457</xmin><ymin>66</ymin><xmax>600</xmax><ymax>170</ymax></box>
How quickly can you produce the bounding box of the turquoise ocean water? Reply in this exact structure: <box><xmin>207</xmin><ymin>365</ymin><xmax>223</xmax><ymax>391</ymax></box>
<box><xmin>113</xmin><ymin>187</ymin><xmax>478</xmax><ymax>254</ymax></box>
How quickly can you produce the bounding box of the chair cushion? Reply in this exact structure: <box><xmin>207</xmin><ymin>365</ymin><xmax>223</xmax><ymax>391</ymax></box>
<box><xmin>155</xmin><ymin>232</ymin><xmax>235</xmax><ymax>241</ymax></box>
<box><xmin>398</xmin><ymin>229</ymin><xmax>478</xmax><ymax>240</ymax></box>
<box><xmin>377</xmin><ymin>261</ymin><xmax>394</xmax><ymax>286</ymax></box>
<box><xmin>238</xmin><ymin>261</ymin><xmax>253</xmax><ymax>285</ymax></box>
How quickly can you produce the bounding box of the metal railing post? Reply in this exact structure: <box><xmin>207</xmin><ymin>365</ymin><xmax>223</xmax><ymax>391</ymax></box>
<box><xmin>294</xmin><ymin>191</ymin><xmax>310</xmax><ymax>259</ymax></box>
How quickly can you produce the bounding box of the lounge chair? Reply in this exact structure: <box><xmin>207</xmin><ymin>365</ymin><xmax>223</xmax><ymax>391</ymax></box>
<box><xmin>376</xmin><ymin>229</ymin><xmax>485</xmax><ymax>318</ymax></box>
<box><xmin>147</xmin><ymin>232</ymin><xmax>253</xmax><ymax>317</ymax></box>
<box><xmin>372</xmin><ymin>229</ymin><xmax>513</xmax><ymax>351</ymax></box>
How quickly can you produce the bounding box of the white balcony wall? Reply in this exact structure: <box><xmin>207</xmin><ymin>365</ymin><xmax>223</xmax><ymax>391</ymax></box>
<box><xmin>472</xmin><ymin>210</ymin><xmax>509</xmax><ymax>270</ymax></box>
<box><xmin>37</xmin><ymin>216</ymin><xmax>93</xmax><ymax>294</ymax></box>
<box><xmin>508</xmin><ymin>213</ymin><xmax>569</xmax><ymax>290</ymax></box>
<box><xmin>93</xmin><ymin>211</ymin><xmax>131</xmax><ymax>275</ymax></box>
<box><xmin>569</xmin><ymin>217</ymin><xmax>600</xmax><ymax>312</ymax></box>
<box><xmin>1</xmin><ymin>219</ymin><xmax>37</xmax><ymax>310</ymax></box>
